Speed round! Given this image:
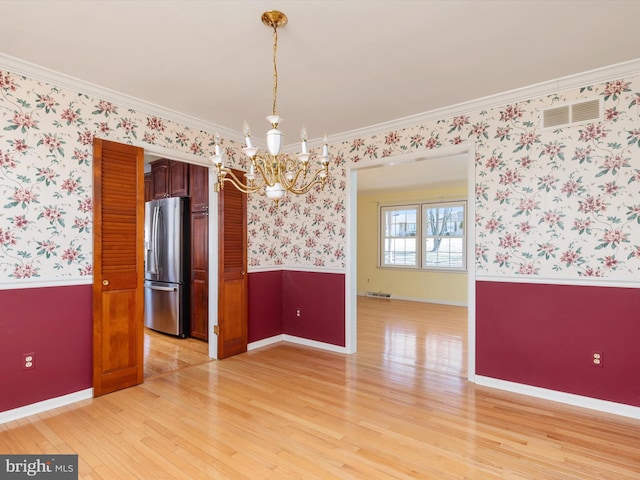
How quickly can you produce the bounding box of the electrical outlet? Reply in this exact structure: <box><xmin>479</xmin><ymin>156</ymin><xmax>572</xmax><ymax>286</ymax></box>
<box><xmin>23</xmin><ymin>352</ymin><xmax>35</xmax><ymax>371</ymax></box>
<box><xmin>592</xmin><ymin>351</ymin><xmax>603</xmax><ymax>367</ymax></box>
<box><xmin>296</xmin><ymin>308</ymin><xmax>301</xmax><ymax>317</ymax></box>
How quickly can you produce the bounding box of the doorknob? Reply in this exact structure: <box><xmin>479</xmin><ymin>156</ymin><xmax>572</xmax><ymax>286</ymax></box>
<box><xmin>241</xmin><ymin>271</ymin><xmax>246</xmax><ymax>276</ymax></box>
<box><xmin>102</xmin><ymin>280</ymin><xmax>109</xmax><ymax>286</ymax></box>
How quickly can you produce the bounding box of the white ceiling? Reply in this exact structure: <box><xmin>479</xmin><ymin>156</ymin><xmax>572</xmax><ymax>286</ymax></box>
<box><xmin>357</xmin><ymin>153</ymin><xmax>469</xmax><ymax>194</ymax></box>
<box><xmin>1</xmin><ymin>0</ymin><xmax>639</xmax><ymax>191</ymax></box>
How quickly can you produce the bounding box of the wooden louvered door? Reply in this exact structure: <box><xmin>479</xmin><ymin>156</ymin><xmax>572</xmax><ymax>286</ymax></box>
<box><xmin>92</xmin><ymin>139</ymin><xmax>144</xmax><ymax>396</ymax></box>
<box><xmin>217</xmin><ymin>169</ymin><xmax>248</xmax><ymax>359</ymax></box>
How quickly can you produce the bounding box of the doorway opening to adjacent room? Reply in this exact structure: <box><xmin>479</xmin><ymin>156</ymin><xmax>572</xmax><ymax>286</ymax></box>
<box><xmin>141</xmin><ymin>150</ymin><xmax>217</xmax><ymax>379</ymax></box>
<box><xmin>346</xmin><ymin>143</ymin><xmax>476</xmax><ymax>380</ymax></box>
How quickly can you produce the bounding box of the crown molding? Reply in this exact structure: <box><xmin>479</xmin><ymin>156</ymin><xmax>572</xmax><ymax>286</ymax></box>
<box><xmin>2</xmin><ymin>52</ymin><xmax>639</xmax><ymax>148</ymax></box>
<box><xmin>0</xmin><ymin>52</ymin><xmax>243</xmax><ymax>143</ymax></box>
<box><xmin>328</xmin><ymin>57</ymin><xmax>640</xmax><ymax>145</ymax></box>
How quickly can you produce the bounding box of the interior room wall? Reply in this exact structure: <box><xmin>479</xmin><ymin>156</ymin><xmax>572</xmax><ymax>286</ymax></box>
<box><xmin>336</xmin><ymin>72</ymin><xmax>640</xmax><ymax>408</ymax></box>
<box><xmin>0</xmin><ymin>65</ymin><xmax>342</xmax><ymax>414</ymax></box>
<box><xmin>1</xmin><ymin>58</ymin><xmax>639</xmax><ymax>414</ymax></box>
<box><xmin>357</xmin><ymin>184</ymin><xmax>468</xmax><ymax>305</ymax></box>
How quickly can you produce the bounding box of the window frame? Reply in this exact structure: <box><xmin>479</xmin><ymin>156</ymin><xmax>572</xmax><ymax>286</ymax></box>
<box><xmin>378</xmin><ymin>199</ymin><xmax>467</xmax><ymax>272</ymax></box>
<box><xmin>379</xmin><ymin>204</ymin><xmax>420</xmax><ymax>269</ymax></box>
<box><xmin>421</xmin><ymin>200</ymin><xmax>467</xmax><ymax>272</ymax></box>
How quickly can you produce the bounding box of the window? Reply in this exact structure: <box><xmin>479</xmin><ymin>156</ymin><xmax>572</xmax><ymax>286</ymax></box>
<box><xmin>422</xmin><ymin>202</ymin><xmax>465</xmax><ymax>270</ymax></box>
<box><xmin>380</xmin><ymin>205</ymin><xmax>418</xmax><ymax>267</ymax></box>
<box><xmin>380</xmin><ymin>201</ymin><xmax>466</xmax><ymax>271</ymax></box>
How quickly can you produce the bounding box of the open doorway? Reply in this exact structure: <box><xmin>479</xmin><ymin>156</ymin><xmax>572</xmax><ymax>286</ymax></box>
<box><xmin>141</xmin><ymin>149</ymin><xmax>218</xmax><ymax>378</ymax></box>
<box><xmin>345</xmin><ymin>144</ymin><xmax>476</xmax><ymax>380</ymax></box>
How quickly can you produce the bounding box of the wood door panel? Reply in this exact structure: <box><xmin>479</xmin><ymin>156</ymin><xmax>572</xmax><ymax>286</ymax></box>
<box><xmin>189</xmin><ymin>164</ymin><xmax>209</xmax><ymax>212</ymax></box>
<box><xmin>144</xmin><ymin>173</ymin><xmax>152</xmax><ymax>202</ymax></box>
<box><xmin>218</xmin><ymin>169</ymin><xmax>248</xmax><ymax>359</ymax></box>
<box><xmin>93</xmin><ymin>139</ymin><xmax>144</xmax><ymax>397</ymax></box>
<box><xmin>190</xmin><ymin>278</ymin><xmax>208</xmax><ymax>340</ymax></box>
<box><xmin>151</xmin><ymin>160</ymin><xmax>169</xmax><ymax>199</ymax></box>
<box><xmin>101</xmin><ymin>289</ymin><xmax>137</xmax><ymax>373</ymax></box>
<box><xmin>190</xmin><ymin>211</ymin><xmax>209</xmax><ymax>340</ymax></box>
<box><xmin>221</xmin><ymin>280</ymin><xmax>246</xmax><ymax>336</ymax></box>
<box><xmin>169</xmin><ymin>161</ymin><xmax>189</xmax><ymax>197</ymax></box>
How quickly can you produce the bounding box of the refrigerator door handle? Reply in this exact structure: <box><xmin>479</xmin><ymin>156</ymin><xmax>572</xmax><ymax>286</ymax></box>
<box><xmin>152</xmin><ymin>205</ymin><xmax>160</xmax><ymax>274</ymax></box>
<box><xmin>145</xmin><ymin>284</ymin><xmax>179</xmax><ymax>292</ymax></box>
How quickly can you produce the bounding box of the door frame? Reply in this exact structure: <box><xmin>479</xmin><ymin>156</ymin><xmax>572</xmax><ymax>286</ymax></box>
<box><xmin>139</xmin><ymin>143</ymin><xmax>219</xmax><ymax>360</ymax></box>
<box><xmin>345</xmin><ymin>142</ymin><xmax>477</xmax><ymax>380</ymax></box>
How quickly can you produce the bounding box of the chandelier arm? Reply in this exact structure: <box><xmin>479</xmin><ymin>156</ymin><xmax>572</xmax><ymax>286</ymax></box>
<box><xmin>218</xmin><ymin>168</ymin><xmax>264</xmax><ymax>194</ymax></box>
<box><xmin>284</xmin><ymin>167</ymin><xmax>329</xmax><ymax>195</ymax></box>
<box><xmin>253</xmin><ymin>156</ymin><xmax>277</xmax><ymax>186</ymax></box>
<box><xmin>280</xmin><ymin>164</ymin><xmax>307</xmax><ymax>189</ymax></box>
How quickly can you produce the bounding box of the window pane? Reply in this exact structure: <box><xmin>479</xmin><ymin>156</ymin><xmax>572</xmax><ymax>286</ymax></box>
<box><xmin>384</xmin><ymin>237</ymin><xmax>416</xmax><ymax>265</ymax></box>
<box><xmin>424</xmin><ymin>205</ymin><xmax>464</xmax><ymax>238</ymax></box>
<box><xmin>381</xmin><ymin>206</ymin><xmax>418</xmax><ymax>267</ymax></box>
<box><xmin>423</xmin><ymin>202</ymin><xmax>465</xmax><ymax>270</ymax></box>
<box><xmin>424</xmin><ymin>237</ymin><xmax>464</xmax><ymax>268</ymax></box>
<box><xmin>385</xmin><ymin>209</ymin><xmax>416</xmax><ymax>237</ymax></box>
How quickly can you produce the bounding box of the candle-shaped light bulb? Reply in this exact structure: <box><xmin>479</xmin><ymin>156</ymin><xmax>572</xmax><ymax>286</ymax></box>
<box><xmin>243</xmin><ymin>121</ymin><xmax>253</xmax><ymax>148</ymax></box>
<box><xmin>300</xmin><ymin>126</ymin><xmax>308</xmax><ymax>154</ymax></box>
<box><xmin>214</xmin><ymin>132</ymin><xmax>221</xmax><ymax>155</ymax></box>
<box><xmin>322</xmin><ymin>133</ymin><xmax>329</xmax><ymax>157</ymax></box>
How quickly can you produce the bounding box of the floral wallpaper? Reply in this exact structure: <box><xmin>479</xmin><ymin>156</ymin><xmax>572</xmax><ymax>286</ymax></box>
<box><xmin>246</xmin><ymin>163</ymin><xmax>347</xmax><ymax>269</ymax></box>
<box><xmin>252</xmin><ymin>74</ymin><xmax>640</xmax><ymax>281</ymax></box>
<box><xmin>1</xmin><ymin>66</ymin><xmax>639</xmax><ymax>282</ymax></box>
<box><xmin>0</xmin><ymin>70</ymin><xmax>245</xmax><ymax>280</ymax></box>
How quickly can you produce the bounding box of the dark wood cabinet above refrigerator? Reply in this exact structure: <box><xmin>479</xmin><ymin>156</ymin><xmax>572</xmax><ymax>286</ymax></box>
<box><xmin>150</xmin><ymin>159</ymin><xmax>189</xmax><ymax>199</ymax></box>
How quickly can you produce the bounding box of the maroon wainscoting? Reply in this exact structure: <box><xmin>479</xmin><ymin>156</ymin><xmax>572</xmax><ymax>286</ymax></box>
<box><xmin>282</xmin><ymin>271</ymin><xmax>345</xmax><ymax>347</ymax></box>
<box><xmin>0</xmin><ymin>285</ymin><xmax>93</xmax><ymax>413</ymax></box>
<box><xmin>247</xmin><ymin>270</ymin><xmax>283</xmax><ymax>343</ymax></box>
<box><xmin>476</xmin><ymin>281</ymin><xmax>640</xmax><ymax>407</ymax></box>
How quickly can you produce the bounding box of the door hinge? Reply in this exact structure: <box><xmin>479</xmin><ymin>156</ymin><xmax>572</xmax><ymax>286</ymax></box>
<box><xmin>213</xmin><ymin>325</ymin><xmax>219</xmax><ymax>335</ymax></box>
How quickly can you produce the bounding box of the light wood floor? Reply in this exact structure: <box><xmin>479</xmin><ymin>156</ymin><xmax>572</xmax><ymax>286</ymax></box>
<box><xmin>2</xmin><ymin>297</ymin><xmax>640</xmax><ymax>479</ymax></box>
<box><xmin>144</xmin><ymin>328</ymin><xmax>211</xmax><ymax>379</ymax></box>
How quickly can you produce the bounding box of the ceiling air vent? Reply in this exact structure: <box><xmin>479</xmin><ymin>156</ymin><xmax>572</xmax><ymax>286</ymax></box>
<box><xmin>542</xmin><ymin>99</ymin><xmax>600</xmax><ymax>129</ymax></box>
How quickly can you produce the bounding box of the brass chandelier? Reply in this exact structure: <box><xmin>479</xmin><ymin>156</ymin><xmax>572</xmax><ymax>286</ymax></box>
<box><xmin>210</xmin><ymin>10</ymin><xmax>330</xmax><ymax>204</ymax></box>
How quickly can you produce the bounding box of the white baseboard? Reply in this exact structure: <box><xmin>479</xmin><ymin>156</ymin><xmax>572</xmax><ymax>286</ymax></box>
<box><xmin>282</xmin><ymin>335</ymin><xmax>348</xmax><ymax>354</ymax></box>
<box><xmin>248</xmin><ymin>334</ymin><xmax>348</xmax><ymax>354</ymax></box>
<box><xmin>0</xmin><ymin>388</ymin><xmax>93</xmax><ymax>425</ymax></box>
<box><xmin>247</xmin><ymin>335</ymin><xmax>285</xmax><ymax>350</ymax></box>
<box><xmin>357</xmin><ymin>291</ymin><xmax>467</xmax><ymax>307</ymax></box>
<box><xmin>475</xmin><ymin>376</ymin><xmax>640</xmax><ymax>420</ymax></box>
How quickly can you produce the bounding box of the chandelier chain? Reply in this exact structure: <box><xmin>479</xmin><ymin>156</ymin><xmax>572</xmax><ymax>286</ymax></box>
<box><xmin>272</xmin><ymin>25</ymin><xmax>279</xmax><ymax>118</ymax></box>
<box><xmin>210</xmin><ymin>10</ymin><xmax>330</xmax><ymax>205</ymax></box>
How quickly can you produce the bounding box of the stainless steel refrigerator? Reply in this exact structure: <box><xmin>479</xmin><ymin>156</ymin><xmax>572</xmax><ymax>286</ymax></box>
<box><xmin>144</xmin><ymin>197</ymin><xmax>189</xmax><ymax>337</ymax></box>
